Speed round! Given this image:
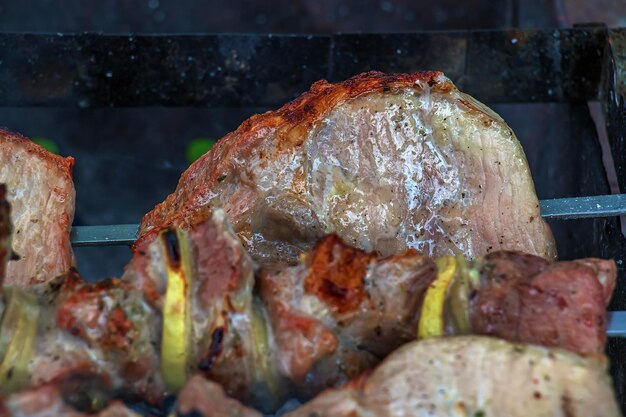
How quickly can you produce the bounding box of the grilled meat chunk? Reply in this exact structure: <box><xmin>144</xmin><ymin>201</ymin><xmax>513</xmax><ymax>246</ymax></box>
<box><xmin>32</xmin><ymin>271</ymin><xmax>163</xmax><ymax>404</ymax></box>
<box><xmin>469</xmin><ymin>251</ymin><xmax>616</xmax><ymax>355</ymax></box>
<box><xmin>0</xmin><ymin>130</ymin><xmax>75</xmax><ymax>285</ymax></box>
<box><xmin>0</xmin><ymin>209</ymin><xmax>258</xmax><ymax>407</ymax></box>
<box><xmin>0</xmin><ymin>378</ymin><xmax>140</xmax><ymax>417</ymax></box>
<box><xmin>258</xmin><ymin>235</ymin><xmax>615</xmax><ymax>400</ymax></box>
<box><xmin>285</xmin><ymin>336</ymin><xmax>621</xmax><ymax>417</ymax></box>
<box><xmin>139</xmin><ymin>71</ymin><xmax>556</xmax><ymax>264</ymax></box>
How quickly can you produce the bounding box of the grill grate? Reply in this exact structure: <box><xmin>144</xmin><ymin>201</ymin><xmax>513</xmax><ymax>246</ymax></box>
<box><xmin>3</xmin><ymin>25</ymin><xmax>626</xmax><ymax>411</ymax></box>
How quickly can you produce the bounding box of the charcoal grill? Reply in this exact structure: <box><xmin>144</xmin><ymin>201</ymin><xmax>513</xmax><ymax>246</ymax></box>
<box><xmin>1</xmin><ymin>25</ymin><xmax>626</xmax><ymax>413</ymax></box>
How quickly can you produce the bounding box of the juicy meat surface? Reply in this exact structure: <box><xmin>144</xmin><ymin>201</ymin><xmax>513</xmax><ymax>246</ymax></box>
<box><xmin>257</xmin><ymin>236</ymin><xmax>615</xmax><ymax>402</ymax></box>
<box><xmin>259</xmin><ymin>235</ymin><xmax>436</xmax><ymax>398</ymax></box>
<box><xmin>0</xmin><ymin>130</ymin><xmax>75</xmax><ymax>285</ymax></box>
<box><xmin>1</xmin><ymin>203</ymin><xmax>613</xmax><ymax>413</ymax></box>
<box><xmin>28</xmin><ymin>270</ymin><xmax>164</xmax><ymax>405</ymax></box>
<box><xmin>139</xmin><ymin>71</ymin><xmax>556</xmax><ymax>264</ymax></box>
<box><xmin>22</xmin><ymin>209</ymin><xmax>257</xmax><ymax>406</ymax></box>
<box><xmin>285</xmin><ymin>336</ymin><xmax>621</xmax><ymax>417</ymax></box>
<box><xmin>471</xmin><ymin>251</ymin><xmax>617</xmax><ymax>355</ymax></box>
<box><xmin>126</xmin><ymin>208</ymin><xmax>266</xmax><ymax>405</ymax></box>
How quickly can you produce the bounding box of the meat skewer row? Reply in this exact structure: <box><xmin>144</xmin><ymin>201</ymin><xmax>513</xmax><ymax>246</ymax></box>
<box><xmin>0</xmin><ymin>205</ymin><xmax>616</xmax><ymax>412</ymax></box>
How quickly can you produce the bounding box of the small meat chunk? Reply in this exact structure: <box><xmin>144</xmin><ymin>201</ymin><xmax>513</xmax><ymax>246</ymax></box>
<box><xmin>0</xmin><ymin>130</ymin><xmax>75</xmax><ymax>285</ymax></box>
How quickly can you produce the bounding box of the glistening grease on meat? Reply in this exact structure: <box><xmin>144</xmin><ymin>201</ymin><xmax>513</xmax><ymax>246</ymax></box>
<box><xmin>0</xmin><ymin>130</ymin><xmax>75</xmax><ymax>286</ymax></box>
<box><xmin>0</xmin><ymin>208</ymin><xmax>265</xmax><ymax>408</ymax></box>
<box><xmin>168</xmin><ymin>337</ymin><xmax>621</xmax><ymax>417</ymax></box>
<box><xmin>285</xmin><ymin>336</ymin><xmax>622</xmax><ymax>417</ymax></box>
<box><xmin>139</xmin><ymin>71</ymin><xmax>556</xmax><ymax>264</ymax></box>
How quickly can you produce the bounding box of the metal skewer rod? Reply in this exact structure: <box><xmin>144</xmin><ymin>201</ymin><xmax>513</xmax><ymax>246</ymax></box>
<box><xmin>69</xmin><ymin>194</ymin><xmax>626</xmax><ymax>246</ymax></box>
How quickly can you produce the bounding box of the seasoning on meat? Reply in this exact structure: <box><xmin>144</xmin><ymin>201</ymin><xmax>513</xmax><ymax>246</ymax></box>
<box><xmin>281</xmin><ymin>336</ymin><xmax>621</xmax><ymax>417</ymax></box>
<box><xmin>139</xmin><ymin>71</ymin><xmax>556</xmax><ymax>265</ymax></box>
<box><xmin>0</xmin><ymin>130</ymin><xmax>75</xmax><ymax>286</ymax></box>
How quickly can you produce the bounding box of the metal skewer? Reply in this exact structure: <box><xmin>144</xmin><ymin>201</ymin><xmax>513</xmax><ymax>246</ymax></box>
<box><xmin>70</xmin><ymin>194</ymin><xmax>626</xmax><ymax>246</ymax></box>
<box><xmin>608</xmin><ymin>312</ymin><xmax>626</xmax><ymax>338</ymax></box>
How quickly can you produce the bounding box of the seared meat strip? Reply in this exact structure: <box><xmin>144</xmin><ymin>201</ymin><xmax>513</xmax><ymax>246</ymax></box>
<box><xmin>258</xmin><ymin>235</ymin><xmax>615</xmax><ymax>400</ymax></box>
<box><xmin>0</xmin><ymin>130</ymin><xmax>75</xmax><ymax>286</ymax></box>
<box><xmin>139</xmin><ymin>71</ymin><xmax>556</xmax><ymax>264</ymax></box>
<box><xmin>284</xmin><ymin>336</ymin><xmax>622</xmax><ymax>417</ymax></box>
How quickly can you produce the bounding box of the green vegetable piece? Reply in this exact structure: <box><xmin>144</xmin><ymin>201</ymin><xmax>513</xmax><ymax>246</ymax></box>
<box><xmin>186</xmin><ymin>138</ymin><xmax>216</xmax><ymax>164</ymax></box>
<box><xmin>32</xmin><ymin>137</ymin><xmax>59</xmax><ymax>155</ymax></box>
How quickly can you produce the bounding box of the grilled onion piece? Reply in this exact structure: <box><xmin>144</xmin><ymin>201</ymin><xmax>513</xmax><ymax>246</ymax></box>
<box><xmin>159</xmin><ymin>228</ymin><xmax>193</xmax><ymax>392</ymax></box>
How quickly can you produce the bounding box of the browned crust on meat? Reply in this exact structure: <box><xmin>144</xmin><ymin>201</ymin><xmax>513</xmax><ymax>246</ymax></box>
<box><xmin>304</xmin><ymin>234</ymin><xmax>376</xmax><ymax>314</ymax></box>
<box><xmin>0</xmin><ymin>128</ymin><xmax>74</xmax><ymax>180</ymax></box>
<box><xmin>139</xmin><ymin>71</ymin><xmax>452</xmax><ymax>235</ymax></box>
<box><xmin>134</xmin><ymin>205</ymin><xmax>214</xmax><ymax>254</ymax></box>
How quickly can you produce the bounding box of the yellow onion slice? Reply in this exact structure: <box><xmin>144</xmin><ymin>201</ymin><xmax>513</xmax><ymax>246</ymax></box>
<box><xmin>446</xmin><ymin>255</ymin><xmax>474</xmax><ymax>334</ymax></box>
<box><xmin>250</xmin><ymin>300</ymin><xmax>285</xmax><ymax>407</ymax></box>
<box><xmin>159</xmin><ymin>228</ymin><xmax>193</xmax><ymax>392</ymax></box>
<box><xmin>418</xmin><ymin>256</ymin><xmax>456</xmax><ymax>339</ymax></box>
<box><xmin>0</xmin><ymin>286</ymin><xmax>40</xmax><ymax>393</ymax></box>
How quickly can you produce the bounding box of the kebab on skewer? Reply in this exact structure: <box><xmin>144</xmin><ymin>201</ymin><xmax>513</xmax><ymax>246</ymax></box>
<box><xmin>0</xmin><ymin>194</ymin><xmax>615</xmax><ymax>411</ymax></box>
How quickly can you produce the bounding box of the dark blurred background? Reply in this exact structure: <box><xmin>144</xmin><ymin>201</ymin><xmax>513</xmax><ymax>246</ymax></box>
<box><xmin>0</xmin><ymin>0</ymin><xmax>624</xmax><ymax>280</ymax></box>
<box><xmin>0</xmin><ymin>0</ymin><xmax>624</xmax><ymax>33</ymax></box>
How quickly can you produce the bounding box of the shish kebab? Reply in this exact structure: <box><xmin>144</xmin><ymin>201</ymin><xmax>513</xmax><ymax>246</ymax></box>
<box><xmin>0</xmin><ymin>73</ymin><xmax>611</xmax><ymax>414</ymax></box>
<box><xmin>0</xmin><ymin>189</ymin><xmax>617</xmax><ymax>412</ymax></box>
